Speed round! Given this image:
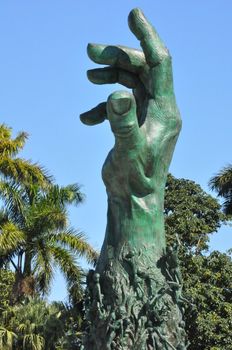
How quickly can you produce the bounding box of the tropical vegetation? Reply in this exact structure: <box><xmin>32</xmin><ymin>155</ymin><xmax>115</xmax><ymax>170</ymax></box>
<box><xmin>209</xmin><ymin>164</ymin><xmax>232</xmax><ymax>216</ymax></box>
<box><xmin>0</xmin><ymin>125</ymin><xmax>231</xmax><ymax>349</ymax></box>
<box><xmin>0</xmin><ymin>124</ymin><xmax>96</xmax><ymax>349</ymax></box>
<box><xmin>165</xmin><ymin>174</ymin><xmax>232</xmax><ymax>350</ymax></box>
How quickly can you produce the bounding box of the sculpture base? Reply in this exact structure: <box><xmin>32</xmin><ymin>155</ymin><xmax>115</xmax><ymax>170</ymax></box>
<box><xmin>83</xmin><ymin>244</ymin><xmax>188</xmax><ymax>350</ymax></box>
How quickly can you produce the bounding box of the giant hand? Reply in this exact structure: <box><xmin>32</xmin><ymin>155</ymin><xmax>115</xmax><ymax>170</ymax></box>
<box><xmin>80</xmin><ymin>10</ymin><xmax>187</xmax><ymax>350</ymax></box>
<box><xmin>80</xmin><ymin>8</ymin><xmax>181</xmax><ymax>256</ymax></box>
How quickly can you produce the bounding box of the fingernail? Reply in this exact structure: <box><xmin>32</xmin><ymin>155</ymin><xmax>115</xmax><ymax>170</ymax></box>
<box><xmin>110</xmin><ymin>98</ymin><xmax>132</xmax><ymax>115</ymax></box>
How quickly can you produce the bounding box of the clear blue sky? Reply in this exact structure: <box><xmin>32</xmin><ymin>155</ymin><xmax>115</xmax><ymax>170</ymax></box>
<box><xmin>1</xmin><ymin>0</ymin><xmax>232</xmax><ymax>301</ymax></box>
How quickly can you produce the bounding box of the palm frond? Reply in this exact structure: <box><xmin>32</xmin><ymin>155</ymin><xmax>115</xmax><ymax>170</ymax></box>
<box><xmin>0</xmin><ymin>124</ymin><xmax>27</xmax><ymax>157</ymax></box>
<box><xmin>0</xmin><ymin>209</ymin><xmax>9</xmax><ymax>226</ymax></box>
<box><xmin>0</xmin><ymin>181</ymin><xmax>26</xmax><ymax>225</ymax></box>
<box><xmin>222</xmin><ymin>193</ymin><xmax>232</xmax><ymax>216</ymax></box>
<box><xmin>43</xmin><ymin>183</ymin><xmax>85</xmax><ymax>207</ymax></box>
<box><xmin>0</xmin><ymin>124</ymin><xmax>53</xmax><ymax>189</ymax></box>
<box><xmin>32</xmin><ymin>240</ymin><xmax>54</xmax><ymax>295</ymax></box>
<box><xmin>0</xmin><ymin>222</ymin><xmax>25</xmax><ymax>266</ymax></box>
<box><xmin>26</xmin><ymin>203</ymin><xmax>67</xmax><ymax>235</ymax></box>
<box><xmin>58</xmin><ymin>183</ymin><xmax>85</xmax><ymax>205</ymax></box>
<box><xmin>23</xmin><ymin>333</ymin><xmax>45</xmax><ymax>350</ymax></box>
<box><xmin>0</xmin><ymin>158</ymin><xmax>53</xmax><ymax>188</ymax></box>
<box><xmin>0</xmin><ymin>326</ymin><xmax>17</xmax><ymax>349</ymax></box>
<box><xmin>209</xmin><ymin>165</ymin><xmax>232</xmax><ymax>215</ymax></box>
<box><xmin>209</xmin><ymin>165</ymin><xmax>232</xmax><ymax>196</ymax></box>
<box><xmin>55</xmin><ymin>229</ymin><xmax>98</xmax><ymax>265</ymax></box>
<box><xmin>50</xmin><ymin>245</ymin><xmax>83</xmax><ymax>285</ymax></box>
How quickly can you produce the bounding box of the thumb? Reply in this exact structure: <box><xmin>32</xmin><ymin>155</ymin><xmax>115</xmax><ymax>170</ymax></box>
<box><xmin>107</xmin><ymin>91</ymin><xmax>142</xmax><ymax>148</ymax></box>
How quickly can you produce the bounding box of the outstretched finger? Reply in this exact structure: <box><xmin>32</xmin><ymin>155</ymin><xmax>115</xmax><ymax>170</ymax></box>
<box><xmin>128</xmin><ymin>8</ymin><xmax>169</xmax><ymax>67</ymax></box>
<box><xmin>87</xmin><ymin>43</ymin><xmax>146</xmax><ymax>74</ymax></box>
<box><xmin>87</xmin><ymin>67</ymin><xmax>140</xmax><ymax>89</ymax></box>
<box><xmin>80</xmin><ymin>102</ymin><xmax>107</xmax><ymax>126</ymax></box>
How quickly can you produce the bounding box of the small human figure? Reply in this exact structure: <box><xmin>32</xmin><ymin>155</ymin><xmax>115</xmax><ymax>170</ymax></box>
<box><xmin>166</xmin><ymin>240</ymin><xmax>182</xmax><ymax>285</ymax></box>
<box><xmin>155</xmin><ymin>328</ymin><xmax>177</xmax><ymax>350</ymax></box>
<box><xmin>93</xmin><ymin>272</ymin><xmax>103</xmax><ymax>305</ymax></box>
<box><xmin>86</xmin><ymin>269</ymin><xmax>95</xmax><ymax>299</ymax></box>
<box><xmin>106</xmin><ymin>311</ymin><xmax>122</xmax><ymax>349</ymax></box>
<box><xmin>123</xmin><ymin>249</ymin><xmax>144</xmax><ymax>297</ymax></box>
<box><xmin>176</xmin><ymin>320</ymin><xmax>188</xmax><ymax>350</ymax></box>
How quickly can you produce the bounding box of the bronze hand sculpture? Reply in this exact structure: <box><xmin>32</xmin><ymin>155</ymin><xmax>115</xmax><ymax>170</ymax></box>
<box><xmin>80</xmin><ymin>8</ymin><xmax>187</xmax><ymax>350</ymax></box>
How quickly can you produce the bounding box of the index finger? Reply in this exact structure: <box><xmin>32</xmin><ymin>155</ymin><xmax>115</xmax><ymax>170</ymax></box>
<box><xmin>128</xmin><ymin>8</ymin><xmax>169</xmax><ymax>67</ymax></box>
<box><xmin>87</xmin><ymin>44</ymin><xmax>146</xmax><ymax>74</ymax></box>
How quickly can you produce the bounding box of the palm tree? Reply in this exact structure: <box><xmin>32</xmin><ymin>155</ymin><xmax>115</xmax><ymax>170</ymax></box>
<box><xmin>209</xmin><ymin>165</ymin><xmax>232</xmax><ymax>216</ymax></box>
<box><xmin>0</xmin><ymin>124</ymin><xmax>97</xmax><ymax>299</ymax></box>
<box><xmin>0</xmin><ymin>182</ymin><xmax>97</xmax><ymax>300</ymax></box>
<box><xmin>0</xmin><ymin>123</ymin><xmax>52</xmax><ymax>275</ymax></box>
<box><xmin>0</xmin><ymin>298</ymin><xmax>68</xmax><ymax>350</ymax></box>
<box><xmin>0</xmin><ymin>123</ymin><xmax>50</xmax><ymax>298</ymax></box>
<box><xmin>0</xmin><ymin>124</ymin><xmax>51</xmax><ymax>188</ymax></box>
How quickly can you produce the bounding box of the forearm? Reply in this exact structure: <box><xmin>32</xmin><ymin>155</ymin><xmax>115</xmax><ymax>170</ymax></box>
<box><xmin>96</xmin><ymin>193</ymin><xmax>165</xmax><ymax>273</ymax></box>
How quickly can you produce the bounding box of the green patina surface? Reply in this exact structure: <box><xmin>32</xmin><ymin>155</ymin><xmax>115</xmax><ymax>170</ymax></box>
<box><xmin>80</xmin><ymin>8</ymin><xmax>188</xmax><ymax>350</ymax></box>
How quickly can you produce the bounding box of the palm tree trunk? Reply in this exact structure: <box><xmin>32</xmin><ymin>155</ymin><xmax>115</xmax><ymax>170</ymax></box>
<box><xmin>23</xmin><ymin>249</ymin><xmax>32</xmax><ymax>276</ymax></box>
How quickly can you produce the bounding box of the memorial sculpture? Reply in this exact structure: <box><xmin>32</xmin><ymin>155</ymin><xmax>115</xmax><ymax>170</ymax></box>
<box><xmin>80</xmin><ymin>8</ymin><xmax>188</xmax><ymax>350</ymax></box>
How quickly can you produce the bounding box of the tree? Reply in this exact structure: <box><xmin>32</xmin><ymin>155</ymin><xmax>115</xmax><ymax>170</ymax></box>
<box><xmin>165</xmin><ymin>174</ymin><xmax>225</xmax><ymax>252</ymax></box>
<box><xmin>0</xmin><ymin>269</ymin><xmax>15</xmax><ymax>312</ymax></box>
<box><xmin>182</xmin><ymin>251</ymin><xmax>232</xmax><ymax>350</ymax></box>
<box><xmin>0</xmin><ymin>124</ymin><xmax>97</xmax><ymax>300</ymax></box>
<box><xmin>0</xmin><ymin>182</ymin><xmax>97</xmax><ymax>300</ymax></box>
<box><xmin>164</xmin><ymin>174</ymin><xmax>232</xmax><ymax>349</ymax></box>
<box><xmin>209</xmin><ymin>165</ymin><xmax>232</xmax><ymax>216</ymax></box>
<box><xmin>0</xmin><ymin>298</ymin><xmax>70</xmax><ymax>350</ymax></box>
<box><xmin>0</xmin><ymin>124</ymin><xmax>51</xmax><ymax>189</ymax></box>
<box><xmin>0</xmin><ymin>124</ymin><xmax>95</xmax><ymax>349</ymax></box>
<box><xmin>0</xmin><ymin>123</ymin><xmax>52</xmax><ymax>295</ymax></box>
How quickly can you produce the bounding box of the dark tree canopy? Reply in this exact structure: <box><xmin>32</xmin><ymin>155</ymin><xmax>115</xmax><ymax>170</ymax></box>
<box><xmin>209</xmin><ymin>165</ymin><xmax>232</xmax><ymax>216</ymax></box>
<box><xmin>164</xmin><ymin>174</ymin><xmax>232</xmax><ymax>349</ymax></box>
<box><xmin>0</xmin><ymin>268</ymin><xmax>15</xmax><ymax>311</ymax></box>
<box><xmin>182</xmin><ymin>251</ymin><xmax>232</xmax><ymax>350</ymax></box>
<box><xmin>165</xmin><ymin>174</ymin><xmax>225</xmax><ymax>252</ymax></box>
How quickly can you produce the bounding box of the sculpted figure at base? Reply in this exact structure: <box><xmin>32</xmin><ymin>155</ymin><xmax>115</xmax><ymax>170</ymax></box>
<box><xmin>80</xmin><ymin>8</ymin><xmax>188</xmax><ymax>349</ymax></box>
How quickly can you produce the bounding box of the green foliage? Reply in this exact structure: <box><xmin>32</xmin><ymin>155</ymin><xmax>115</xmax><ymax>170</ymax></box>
<box><xmin>0</xmin><ymin>269</ymin><xmax>15</xmax><ymax>311</ymax></box>
<box><xmin>0</xmin><ymin>125</ymin><xmax>97</xmax><ymax>301</ymax></box>
<box><xmin>53</xmin><ymin>301</ymin><xmax>84</xmax><ymax>350</ymax></box>
<box><xmin>1</xmin><ymin>123</ymin><xmax>230</xmax><ymax>348</ymax></box>
<box><xmin>182</xmin><ymin>251</ymin><xmax>232</xmax><ymax>350</ymax></box>
<box><xmin>0</xmin><ymin>298</ymin><xmax>82</xmax><ymax>350</ymax></box>
<box><xmin>0</xmin><ymin>124</ymin><xmax>52</xmax><ymax>188</ymax></box>
<box><xmin>209</xmin><ymin>164</ymin><xmax>232</xmax><ymax>216</ymax></box>
<box><xmin>0</xmin><ymin>326</ymin><xmax>17</xmax><ymax>350</ymax></box>
<box><xmin>0</xmin><ymin>124</ymin><xmax>96</xmax><ymax>349</ymax></box>
<box><xmin>0</xmin><ymin>182</ymin><xmax>97</xmax><ymax>299</ymax></box>
<box><xmin>164</xmin><ymin>174</ymin><xmax>232</xmax><ymax>349</ymax></box>
<box><xmin>165</xmin><ymin>174</ymin><xmax>225</xmax><ymax>252</ymax></box>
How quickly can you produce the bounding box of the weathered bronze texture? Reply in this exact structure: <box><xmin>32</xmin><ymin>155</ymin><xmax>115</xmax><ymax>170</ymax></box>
<box><xmin>80</xmin><ymin>8</ymin><xmax>188</xmax><ymax>350</ymax></box>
